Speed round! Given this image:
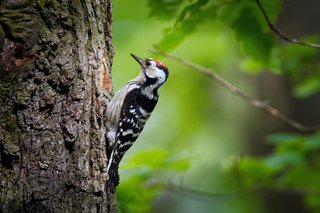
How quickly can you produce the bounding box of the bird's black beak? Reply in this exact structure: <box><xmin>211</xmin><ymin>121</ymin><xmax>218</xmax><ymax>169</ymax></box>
<box><xmin>130</xmin><ymin>53</ymin><xmax>145</xmax><ymax>68</ymax></box>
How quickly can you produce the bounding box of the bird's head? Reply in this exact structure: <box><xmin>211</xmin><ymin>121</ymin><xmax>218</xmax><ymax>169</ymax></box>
<box><xmin>131</xmin><ymin>53</ymin><xmax>169</xmax><ymax>85</ymax></box>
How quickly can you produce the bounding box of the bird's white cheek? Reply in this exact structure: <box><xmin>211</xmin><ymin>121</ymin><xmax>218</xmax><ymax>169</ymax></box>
<box><xmin>145</xmin><ymin>69</ymin><xmax>153</xmax><ymax>78</ymax></box>
<box><xmin>145</xmin><ymin>68</ymin><xmax>157</xmax><ymax>78</ymax></box>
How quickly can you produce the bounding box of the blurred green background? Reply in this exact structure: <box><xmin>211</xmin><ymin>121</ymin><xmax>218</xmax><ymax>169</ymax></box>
<box><xmin>111</xmin><ymin>0</ymin><xmax>320</xmax><ymax>212</ymax></box>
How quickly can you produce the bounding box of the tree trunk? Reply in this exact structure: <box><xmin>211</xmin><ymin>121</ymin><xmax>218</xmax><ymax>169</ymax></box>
<box><xmin>0</xmin><ymin>0</ymin><xmax>117</xmax><ymax>212</ymax></box>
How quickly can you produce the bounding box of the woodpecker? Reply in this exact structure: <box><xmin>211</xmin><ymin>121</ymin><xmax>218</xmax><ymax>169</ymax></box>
<box><xmin>105</xmin><ymin>53</ymin><xmax>169</xmax><ymax>190</ymax></box>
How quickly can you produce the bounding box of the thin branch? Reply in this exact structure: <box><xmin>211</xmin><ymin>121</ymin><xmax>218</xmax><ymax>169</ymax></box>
<box><xmin>152</xmin><ymin>48</ymin><xmax>320</xmax><ymax>133</ymax></box>
<box><xmin>256</xmin><ymin>0</ymin><xmax>320</xmax><ymax>48</ymax></box>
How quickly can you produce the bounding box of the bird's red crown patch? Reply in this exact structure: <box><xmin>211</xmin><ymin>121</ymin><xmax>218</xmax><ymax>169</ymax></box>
<box><xmin>152</xmin><ymin>59</ymin><xmax>167</xmax><ymax>70</ymax></box>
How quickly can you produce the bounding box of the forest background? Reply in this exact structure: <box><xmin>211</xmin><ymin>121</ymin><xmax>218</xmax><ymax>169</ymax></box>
<box><xmin>112</xmin><ymin>0</ymin><xmax>320</xmax><ymax>212</ymax></box>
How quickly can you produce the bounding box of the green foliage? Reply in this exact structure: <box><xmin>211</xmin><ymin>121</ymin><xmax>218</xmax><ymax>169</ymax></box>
<box><xmin>149</xmin><ymin>0</ymin><xmax>281</xmax><ymax>69</ymax></box>
<box><xmin>117</xmin><ymin>174</ymin><xmax>158</xmax><ymax>213</ymax></box>
<box><xmin>113</xmin><ymin>0</ymin><xmax>320</xmax><ymax>212</ymax></box>
<box><xmin>277</xmin><ymin>38</ymin><xmax>320</xmax><ymax>97</ymax></box>
<box><xmin>147</xmin><ymin>0</ymin><xmax>186</xmax><ymax>21</ymax></box>
<box><xmin>218</xmin><ymin>0</ymin><xmax>279</xmax><ymax>69</ymax></box>
<box><xmin>117</xmin><ymin>148</ymin><xmax>190</xmax><ymax>213</ymax></box>
<box><xmin>230</xmin><ymin>6</ymin><xmax>273</xmax><ymax>65</ymax></box>
<box><xmin>156</xmin><ymin>0</ymin><xmax>213</xmax><ymax>52</ymax></box>
<box><xmin>233</xmin><ymin>132</ymin><xmax>320</xmax><ymax>211</ymax></box>
<box><xmin>149</xmin><ymin>0</ymin><xmax>320</xmax><ymax>97</ymax></box>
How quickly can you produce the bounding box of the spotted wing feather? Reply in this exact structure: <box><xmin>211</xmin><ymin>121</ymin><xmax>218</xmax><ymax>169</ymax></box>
<box><xmin>107</xmin><ymin>89</ymin><xmax>150</xmax><ymax>189</ymax></box>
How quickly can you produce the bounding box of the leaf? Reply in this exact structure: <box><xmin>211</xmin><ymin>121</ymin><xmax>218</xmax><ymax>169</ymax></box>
<box><xmin>281</xmin><ymin>167</ymin><xmax>320</xmax><ymax>189</ymax></box>
<box><xmin>231</xmin><ymin>6</ymin><xmax>274</xmax><ymax>64</ymax></box>
<box><xmin>277</xmin><ymin>38</ymin><xmax>320</xmax><ymax>97</ymax></box>
<box><xmin>280</xmin><ymin>43</ymin><xmax>318</xmax><ymax>77</ymax></box>
<box><xmin>305</xmin><ymin>194</ymin><xmax>320</xmax><ymax>212</ymax></box>
<box><xmin>117</xmin><ymin>148</ymin><xmax>190</xmax><ymax>212</ymax></box>
<box><xmin>266</xmin><ymin>133</ymin><xmax>301</xmax><ymax>145</ymax></box>
<box><xmin>218</xmin><ymin>0</ymin><xmax>281</xmax><ymax>24</ymax></box>
<box><xmin>123</xmin><ymin>148</ymin><xmax>169</xmax><ymax>169</ymax></box>
<box><xmin>218</xmin><ymin>0</ymin><xmax>282</xmax><ymax>71</ymax></box>
<box><xmin>293</xmin><ymin>77</ymin><xmax>320</xmax><ymax>98</ymax></box>
<box><xmin>156</xmin><ymin>0</ymin><xmax>213</xmax><ymax>51</ymax></box>
<box><xmin>147</xmin><ymin>0</ymin><xmax>186</xmax><ymax>21</ymax></box>
<box><xmin>240</xmin><ymin>57</ymin><xmax>264</xmax><ymax>73</ymax></box>
<box><xmin>117</xmin><ymin>174</ymin><xmax>160</xmax><ymax>213</ymax></box>
<box><xmin>303</xmin><ymin>134</ymin><xmax>320</xmax><ymax>152</ymax></box>
<box><xmin>264</xmin><ymin>152</ymin><xmax>305</xmax><ymax>171</ymax></box>
<box><xmin>173</xmin><ymin>0</ymin><xmax>209</xmax><ymax>27</ymax></box>
<box><xmin>166</xmin><ymin>158</ymin><xmax>190</xmax><ymax>171</ymax></box>
<box><xmin>218</xmin><ymin>0</ymin><xmax>247</xmax><ymax>23</ymax></box>
<box><xmin>266</xmin><ymin>133</ymin><xmax>320</xmax><ymax>154</ymax></box>
<box><xmin>236</xmin><ymin>157</ymin><xmax>276</xmax><ymax>186</ymax></box>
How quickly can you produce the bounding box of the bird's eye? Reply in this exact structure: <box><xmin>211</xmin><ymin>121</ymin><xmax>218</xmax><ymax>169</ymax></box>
<box><xmin>146</xmin><ymin>61</ymin><xmax>151</xmax><ymax>66</ymax></box>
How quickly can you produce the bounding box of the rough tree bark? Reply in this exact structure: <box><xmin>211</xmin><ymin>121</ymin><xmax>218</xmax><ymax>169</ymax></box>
<box><xmin>0</xmin><ymin>0</ymin><xmax>117</xmax><ymax>212</ymax></box>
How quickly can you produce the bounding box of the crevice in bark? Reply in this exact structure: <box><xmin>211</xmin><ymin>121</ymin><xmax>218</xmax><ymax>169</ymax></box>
<box><xmin>39</xmin><ymin>103</ymin><xmax>54</xmax><ymax>113</ymax></box>
<box><xmin>96</xmin><ymin>203</ymin><xmax>101</xmax><ymax>213</ymax></box>
<box><xmin>13</xmin><ymin>103</ymin><xmax>28</xmax><ymax>114</ymax></box>
<box><xmin>65</xmin><ymin>183</ymin><xmax>76</xmax><ymax>191</ymax></box>
<box><xmin>58</xmin><ymin>85</ymin><xmax>70</xmax><ymax>94</ymax></box>
<box><xmin>64</xmin><ymin>141</ymin><xmax>75</xmax><ymax>153</ymax></box>
<box><xmin>0</xmin><ymin>143</ymin><xmax>19</xmax><ymax>169</ymax></box>
<box><xmin>93</xmin><ymin>190</ymin><xmax>103</xmax><ymax>197</ymax></box>
<box><xmin>14</xmin><ymin>45</ymin><xmax>27</xmax><ymax>59</ymax></box>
